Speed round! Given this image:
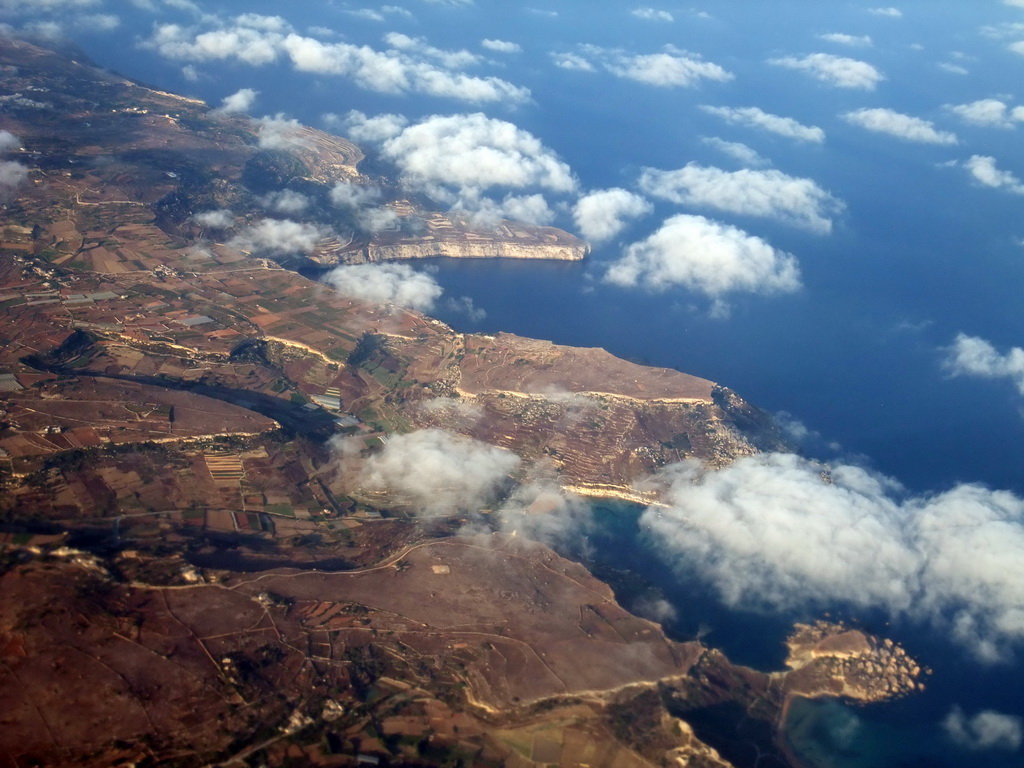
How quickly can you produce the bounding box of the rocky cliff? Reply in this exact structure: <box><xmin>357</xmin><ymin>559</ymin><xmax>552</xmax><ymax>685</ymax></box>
<box><xmin>364</xmin><ymin>238</ymin><xmax>588</xmax><ymax>262</ymax></box>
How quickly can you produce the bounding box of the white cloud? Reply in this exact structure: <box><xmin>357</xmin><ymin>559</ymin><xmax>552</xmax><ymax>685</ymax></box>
<box><xmin>357</xmin><ymin>428</ymin><xmax>520</xmax><ymax>514</ymax></box>
<box><xmin>572</xmin><ymin>188</ymin><xmax>652</xmax><ymax>243</ymax></box>
<box><xmin>329</xmin><ymin>180</ymin><xmax>382</xmax><ymax>209</ymax></box>
<box><xmin>0</xmin><ymin>126</ymin><xmax>27</xmax><ymax>187</ymax></box>
<box><xmin>603</xmin><ymin>214</ymin><xmax>801</xmax><ymax>304</ymax></box>
<box><xmin>79</xmin><ymin>13</ymin><xmax>119</xmax><ymax>31</ymax></box>
<box><xmin>456</xmin><ymin>192</ymin><xmax>556</xmax><ymax>229</ymax></box>
<box><xmin>0</xmin><ymin>130</ymin><xmax>21</xmax><ymax>153</ymax></box>
<box><xmin>589</xmin><ymin>45</ymin><xmax>733</xmax><ymax>87</ymax></box>
<box><xmin>868</xmin><ymin>6</ymin><xmax>903</xmax><ymax>17</ymax></box>
<box><xmin>642</xmin><ymin>452</ymin><xmax>1024</xmax><ymax>661</ymax></box>
<box><xmin>495</xmin><ymin>481</ymin><xmax>594</xmax><ymax>550</ymax></box>
<box><xmin>322</xmin><ymin>263</ymin><xmax>443</xmax><ymax>311</ymax></box>
<box><xmin>700</xmin><ymin>105</ymin><xmax>825</xmax><ymax>143</ymax></box>
<box><xmin>0</xmin><ymin>0</ymin><xmax>99</xmax><ymax>9</ymax></box>
<box><xmin>330</xmin><ymin>181</ymin><xmax>399</xmax><ymax>232</ymax></box>
<box><xmin>215</xmin><ymin>87</ymin><xmax>258</xmax><ymax>114</ymax></box>
<box><xmin>946</xmin><ymin>99</ymin><xmax>1024</xmax><ymax>128</ymax></box>
<box><xmin>555</xmin><ymin>44</ymin><xmax>731</xmax><ymax>86</ymax></box>
<box><xmin>327</xmin><ymin>109</ymin><xmax>408</xmax><ymax>143</ymax></box>
<box><xmin>192</xmin><ymin>209</ymin><xmax>233</xmax><ymax>228</ymax></box>
<box><xmin>842</xmin><ymin>107</ymin><xmax>958</xmax><ymax>144</ymax></box>
<box><xmin>551</xmin><ymin>52</ymin><xmax>595</xmax><ymax>72</ymax></box>
<box><xmin>144</xmin><ymin>15</ymin><xmax>530</xmax><ymax>104</ymax></box>
<box><xmin>980</xmin><ymin>21</ymin><xmax>1024</xmax><ymax>39</ymax></box>
<box><xmin>444</xmin><ymin>295</ymin><xmax>486</xmax><ymax>322</ymax></box>
<box><xmin>963</xmin><ymin>156</ymin><xmax>1024</xmax><ymax>194</ymax></box>
<box><xmin>481</xmin><ymin>38</ymin><xmax>521</xmax><ymax>53</ymax></box>
<box><xmin>818</xmin><ymin>32</ymin><xmax>873</xmax><ymax>47</ymax></box>
<box><xmin>631</xmin><ymin>8</ymin><xmax>674</xmax><ymax>22</ymax></box>
<box><xmin>638</xmin><ymin>163</ymin><xmax>843</xmax><ymax>233</ymax></box>
<box><xmin>944</xmin><ymin>708</ymin><xmax>1023</xmax><ymax>751</ymax></box>
<box><xmin>280</xmin><ymin>33</ymin><xmax>529</xmax><ymax>103</ymax></box>
<box><xmin>769</xmin><ymin>53</ymin><xmax>885</xmax><ymax>90</ymax></box>
<box><xmin>256</xmin><ymin>113</ymin><xmax>306</xmax><ymax>150</ymax></box>
<box><xmin>346</xmin><ymin>9</ymin><xmax>384</xmax><ymax>21</ymax></box>
<box><xmin>258</xmin><ymin>190</ymin><xmax>309</xmax><ymax>214</ymax></box>
<box><xmin>163</xmin><ymin>0</ymin><xmax>203</xmax><ymax>13</ymax></box>
<box><xmin>701</xmin><ymin>137</ymin><xmax>771</xmax><ymax>168</ymax></box>
<box><xmin>23</xmin><ymin>21</ymin><xmax>64</xmax><ymax>40</ymax></box>
<box><xmin>146</xmin><ymin>17</ymin><xmax>287</xmax><ymax>65</ymax></box>
<box><xmin>229</xmin><ymin>219</ymin><xmax>329</xmax><ymax>256</ymax></box>
<box><xmin>937</xmin><ymin>62</ymin><xmax>969</xmax><ymax>76</ymax></box>
<box><xmin>383</xmin><ymin>32</ymin><xmax>480</xmax><ymax>69</ymax></box>
<box><xmin>356</xmin><ymin>207</ymin><xmax>401</xmax><ymax>233</ymax></box>
<box><xmin>380</xmin><ymin>113</ymin><xmax>576</xmax><ymax>205</ymax></box>
<box><xmin>0</xmin><ymin>159</ymin><xmax>28</xmax><ymax>192</ymax></box>
<box><xmin>944</xmin><ymin>333</ymin><xmax>1024</xmax><ymax>392</ymax></box>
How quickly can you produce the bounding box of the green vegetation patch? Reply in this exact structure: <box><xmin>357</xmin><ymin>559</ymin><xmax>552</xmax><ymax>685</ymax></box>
<box><xmin>265</xmin><ymin>503</ymin><xmax>295</xmax><ymax>517</ymax></box>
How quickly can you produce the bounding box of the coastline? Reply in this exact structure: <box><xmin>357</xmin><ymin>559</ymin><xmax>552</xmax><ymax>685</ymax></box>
<box><xmin>777</xmin><ymin>695</ymin><xmax>816</xmax><ymax>768</ymax></box>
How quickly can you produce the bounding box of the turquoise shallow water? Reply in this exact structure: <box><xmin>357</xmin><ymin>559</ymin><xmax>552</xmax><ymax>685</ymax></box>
<box><xmin>582</xmin><ymin>502</ymin><xmax>1024</xmax><ymax>768</ymax></box>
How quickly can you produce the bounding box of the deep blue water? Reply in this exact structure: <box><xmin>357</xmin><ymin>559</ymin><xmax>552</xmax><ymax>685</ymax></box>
<box><xmin>67</xmin><ymin>2</ymin><xmax>1024</xmax><ymax>493</ymax></box>
<box><xmin>584</xmin><ymin>502</ymin><xmax>1024</xmax><ymax>768</ymax></box>
<box><xmin>44</xmin><ymin>2</ymin><xmax>1024</xmax><ymax>765</ymax></box>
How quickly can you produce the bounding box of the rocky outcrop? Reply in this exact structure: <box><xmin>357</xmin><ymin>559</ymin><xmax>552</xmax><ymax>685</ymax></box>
<box><xmin>364</xmin><ymin>239</ymin><xmax>588</xmax><ymax>262</ymax></box>
<box><xmin>779</xmin><ymin>621</ymin><xmax>927</xmax><ymax>702</ymax></box>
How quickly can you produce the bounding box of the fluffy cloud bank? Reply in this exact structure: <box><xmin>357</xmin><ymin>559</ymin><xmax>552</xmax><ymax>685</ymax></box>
<box><xmin>701</xmin><ymin>137</ymin><xmax>770</xmax><ymax>168</ymax></box>
<box><xmin>944</xmin><ymin>333</ymin><xmax>1024</xmax><ymax>393</ymax></box>
<box><xmin>0</xmin><ymin>130</ymin><xmax>22</xmax><ymax>153</ymax></box>
<box><xmin>358</xmin><ymin>428</ymin><xmax>520</xmax><ymax>515</ymax></box>
<box><xmin>842</xmin><ymin>108</ymin><xmax>958</xmax><ymax>144</ymax></box>
<box><xmin>642</xmin><ymin>453</ymin><xmax>1024</xmax><ymax>661</ymax></box>
<box><xmin>257</xmin><ymin>113</ymin><xmax>306</xmax><ymax>150</ymax></box>
<box><xmin>819</xmin><ymin>33</ymin><xmax>873</xmax><ymax>47</ymax></box>
<box><xmin>329</xmin><ymin>180</ymin><xmax>399</xmax><ymax>233</ymax></box>
<box><xmin>258</xmin><ymin>189</ymin><xmax>309</xmax><ymax>215</ymax></box>
<box><xmin>215</xmin><ymin>87</ymin><xmax>258</xmax><ymax>114</ymax></box>
<box><xmin>329</xmin><ymin>110</ymin><xmax>409</xmax><ymax>143</ymax></box>
<box><xmin>229</xmin><ymin>219</ymin><xmax>328</xmax><ymax>256</ymax></box>
<box><xmin>379</xmin><ymin>112</ymin><xmax>576</xmax><ymax>205</ymax></box>
<box><xmin>962</xmin><ymin>155</ymin><xmax>1024</xmax><ymax>194</ymax></box>
<box><xmin>946</xmin><ymin>99</ymin><xmax>1024</xmax><ymax>128</ymax></box>
<box><xmin>556</xmin><ymin>44</ymin><xmax>731</xmax><ymax>88</ymax></box>
<box><xmin>700</xmin><ymin>105</ymin><xmax>825</xmax><ymax>143</ymax></box>
<box><xmin>603</xmin><ymin>214</ymin><xmax>801</xmax><ymax>304</ymax></box>
<box><xmin>0</xmin><ymin>130</ymin><xmax>27</xmax><ymax>194</ymax></box>
<box><xmin>638</xmin><ymin>163</ymin><xmax>843</xmax><ymax>233</ymax></box>
<box><xmin>192</xmin><ymin>209</ymin><xmax>233</xmax><ymax>228</ymax></box>
<box><xmin>769</xmin><ymin>53</ymin><xmax>884</xmax><ymax>89</ymax></box>
<box><xmin>631</xmin><ymin>8</ymin><xmax>673</xmax><ymax>22</ymax></box>
<box><xmin>145</xmin><ymin>13</ymin><xmax>529</xmax><ymax>104</ymax></box>
<box><xmin>323</xmin><ymin>263</ymin><xmax>443</xmax><ymax>311</ymax></box>
<box><xmin>481</xmin><ymin>38</ymin><xmax>521</xmax><ymax>53</ymax></box>
<box><xmin>944</xmin><ymin>707</ymin><xmax>1023</xmax><ymax>751</ymax></box>
<box><xmin>572</xmin><ymin>188</ymin><xmax>652</xmax><ymax>243</ymax></box>
<box><xmin>467</xmin><ymin>193</ymin><xmax>556</xmax><ymax>227</ymax></box>
<box><xmin>0</xmin><ymin>160</ymin><xmax>28</xmax><ymax>193</ymax></box>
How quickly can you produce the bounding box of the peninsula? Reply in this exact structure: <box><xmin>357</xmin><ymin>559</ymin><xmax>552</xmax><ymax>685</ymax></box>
<box><xmin>0</xmin><ymin>36</ymin><xmax>919</xmax><ymax>768</ymax></box>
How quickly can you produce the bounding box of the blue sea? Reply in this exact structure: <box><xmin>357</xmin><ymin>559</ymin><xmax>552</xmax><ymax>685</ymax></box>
<box><xmin>51</xmin><ymin>2</ymin><xmax>1024</xmax><ymax>765</ymax></box>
